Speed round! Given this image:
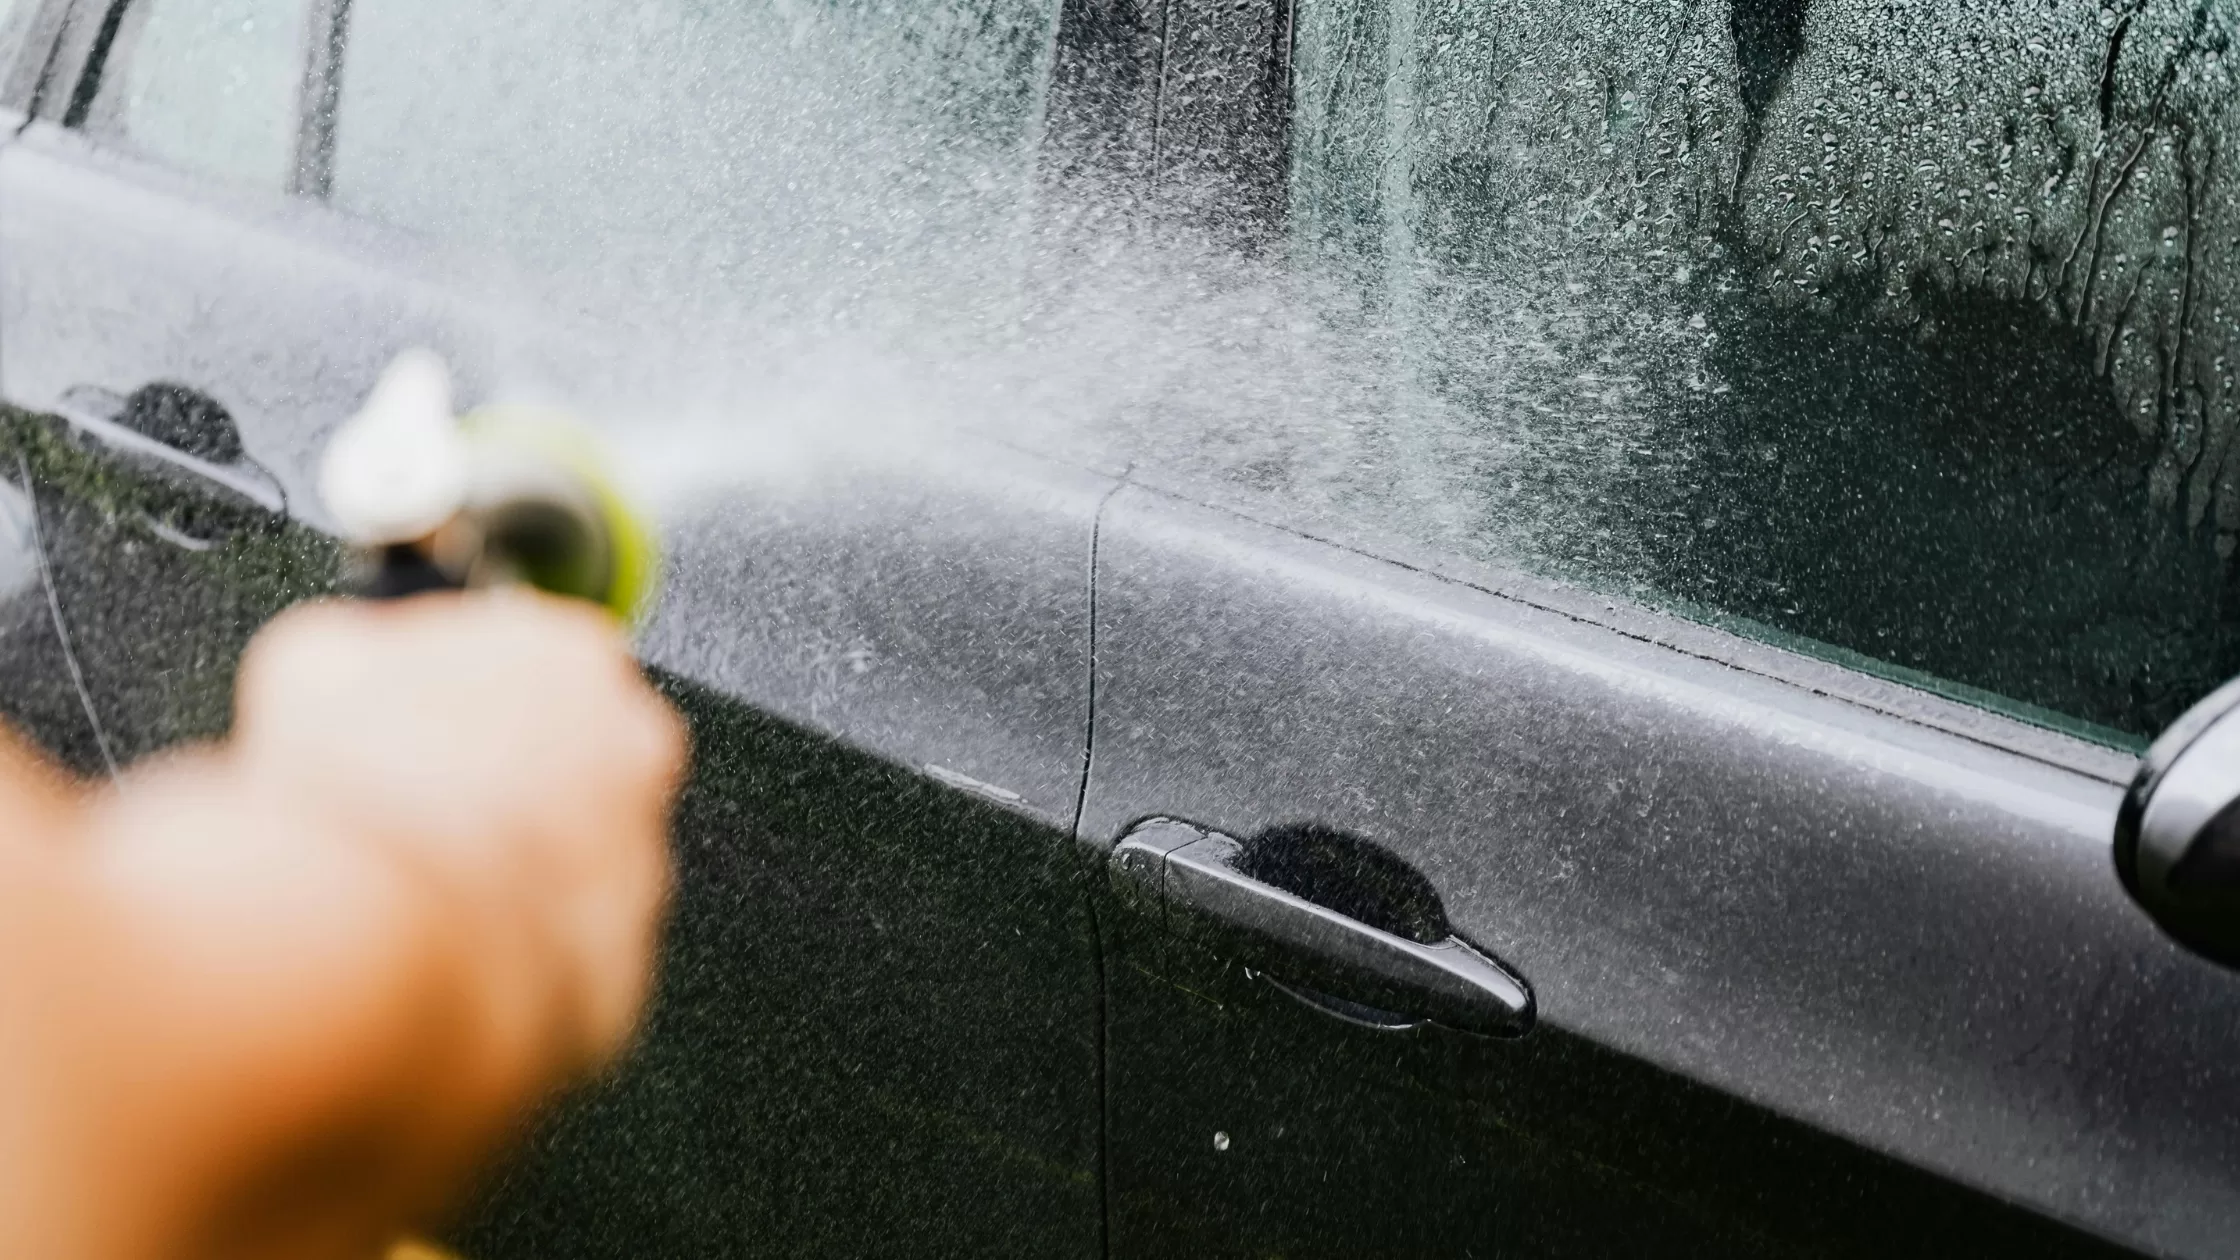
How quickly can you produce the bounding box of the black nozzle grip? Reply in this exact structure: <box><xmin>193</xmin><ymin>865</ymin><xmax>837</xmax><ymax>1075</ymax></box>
<box><xmin>358</xmin><ymin>543</ymin><xmax>465</xmax><ymax>601</ymax></box>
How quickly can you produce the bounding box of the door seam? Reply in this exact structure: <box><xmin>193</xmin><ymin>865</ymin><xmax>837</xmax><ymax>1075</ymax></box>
<box><xmin>1071</xmin><ymin>469</ymin><xmax>1128</xmax><ymax>840</ymax></box>
<box><xmin>1073</xmin><ymin>468</ymin><xmax>1127</xmax><ymax>1260</ymax></box>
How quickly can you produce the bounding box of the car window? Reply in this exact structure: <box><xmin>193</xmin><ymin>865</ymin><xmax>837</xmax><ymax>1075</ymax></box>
<box><xmin>329</xmin><ymin>0</ymin><xmax>1056</xmax><ymax>311</ymax></box>
<box><xmin>81</xmin><ymin>0</ymin><xmax>309</xmax><ymax>190</ymax></box>
<box><xmin>0</xmin><ymin>0</ymin><xmax>35</xmax><ymax>97</ymax></box>
<box><xmin>1278</xmin><ymin>0</ymin><xmax>2240</xmax><ymax>745</ymax></box>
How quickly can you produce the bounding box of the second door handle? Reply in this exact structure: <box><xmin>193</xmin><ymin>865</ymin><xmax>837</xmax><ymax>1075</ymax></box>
<box><xmin>1111</xmin><ymin>819</ymin><xmax>1533</xmax><ymax>1037</ymax></box>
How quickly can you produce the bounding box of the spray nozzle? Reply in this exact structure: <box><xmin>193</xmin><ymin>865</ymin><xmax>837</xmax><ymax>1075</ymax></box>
<box><xmin>320</xmin><ymin>351</ymin><xmax>661</xmax><ymax>624</ymax></box>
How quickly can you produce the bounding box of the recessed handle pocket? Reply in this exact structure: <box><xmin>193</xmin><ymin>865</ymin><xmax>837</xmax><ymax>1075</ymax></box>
<box><xmin>1111</xmin><ymin>820</ymin><xmax>1533</xmax><ymax>1037</ymax></box>
<box><xmin>54</xmin><ymin>383</ymin><xmax>286</xmax><ymax>548</ymax></box>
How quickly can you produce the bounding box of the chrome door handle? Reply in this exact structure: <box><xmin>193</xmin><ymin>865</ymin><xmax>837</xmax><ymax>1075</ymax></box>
<box><xmin>1111</xmin><ymin>820</ymin><xmax>1533</xmax><ymax>1037</ymax></box>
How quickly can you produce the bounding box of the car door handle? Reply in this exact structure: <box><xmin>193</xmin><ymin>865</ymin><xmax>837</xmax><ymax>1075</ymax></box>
<box><xmin>53</xmin><ymin>383</ymin><xmax>286</xmax><ymax>546</ymax></box>
<box><xmin>1111</xmin><ymin>820</ymin><xmax>1533</xmax><ymax>1037</ymax></box>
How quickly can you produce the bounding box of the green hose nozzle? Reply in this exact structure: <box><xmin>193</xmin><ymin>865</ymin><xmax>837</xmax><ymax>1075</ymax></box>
<box><xmin>320</xmin><ymin>351</ymin><xmax>660</xmax><ymax>624</ymax></box>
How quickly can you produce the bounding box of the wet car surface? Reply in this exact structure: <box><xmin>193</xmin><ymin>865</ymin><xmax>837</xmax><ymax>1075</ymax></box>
<box><xmin>5</xmin><ymin>0</ymin><xmax>2240</xmax><ymax>1256</ymax></box>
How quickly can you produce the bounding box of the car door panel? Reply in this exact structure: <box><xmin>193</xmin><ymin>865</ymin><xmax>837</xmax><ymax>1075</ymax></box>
<box><xmin>0</xmin><ymin>1</ymin><xmax>1112</xmax><ymax>1254</ymax></box>
<box><xmin>1103</xmin><ymin>910</ymin><xmax>2140</xmax><ymax>1258</ymax></box>
<box><xmin>0</xmin><ymin>401</ymin><xmax>331</xmax><ymax>769</ymax></box>
<box><xmin>0</xmin><ymin>406</ymin><xmax>1115</xmax><ymax>1259</ymax></box>
<box><xmin>0</xmin><ymin>121</ymin><xmax>472</xmax><ymax>516</ymax></box>
<box><xmin>1083</xmin><ymin>486</ymin><xmax>2240</xmax><ymax>1258</ymax></box>
<box><xmin>0</xmin><ymin>417</ymin><xmax>1118</xmax><ymax>1257</ymax></box>
<box><xmin>0</xmin><ymin>120</ymin><xmax>475</xmax><ymax>768</ymax></box>
<box><xmin>459</xmin><ymin>669</ymin><xmax>1103</xmax><ymax>1260</ymax></box>
<box><xmin>631</xmin><ymin>440</ymin><xmax>1112</xmax><ymax>825</ymax></box>
<box><xmin>460</xmin><ymin>445</ymin><xmax>1113</xmax><ymax>1258</ymax></box>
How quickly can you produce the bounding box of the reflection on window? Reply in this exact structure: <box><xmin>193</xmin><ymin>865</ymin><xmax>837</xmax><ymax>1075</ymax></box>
<box><xmin>1288</xmin><ymin>0</ymin><xmax>2240</xmax><ymax>743</ymax></box>
<box><xmin>92</xmin><ymin>0</ymin><xmax>307</xmax><ymax>190</ymax></box>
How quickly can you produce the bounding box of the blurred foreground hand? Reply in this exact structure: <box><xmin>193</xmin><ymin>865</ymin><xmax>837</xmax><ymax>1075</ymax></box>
<box><xmin>0</xmin><ymin>593</ymin><xmax>684</xmax><ymax>1260</ymax></box>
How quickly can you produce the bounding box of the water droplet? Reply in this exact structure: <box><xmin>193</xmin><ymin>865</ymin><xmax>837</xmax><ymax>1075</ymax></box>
<box><xmin>1213</xmin><ymin>1131</ymin><xmax>1231</xmax><ymax>1151</ymax></box>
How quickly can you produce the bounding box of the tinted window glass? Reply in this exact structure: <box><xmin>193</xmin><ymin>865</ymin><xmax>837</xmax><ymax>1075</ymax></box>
<box><xmin>1285</xmin><ymin>0</ymin><xmax>2240</xmax><ymax>743</ymax></box>
<box><xmin>331</xmin><ymin>0</ymin><xmax>1056</xmax><ymax>313</ymax></box>
<box><xmin>86</xmin><ymin>0</ymin><xmax>309</xmax><ymax>189</ymax></box>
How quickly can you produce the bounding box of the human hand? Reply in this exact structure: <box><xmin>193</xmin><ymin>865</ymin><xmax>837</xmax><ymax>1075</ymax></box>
<box><xmin>230</xmin><ymin>591</ymin><xmax>684</xmax><ymax>1078</ymax></box>
<box><xmin>41</xmin><ymin>592</ymin><xmax>682</xmax><ymax>1260</ymax></box>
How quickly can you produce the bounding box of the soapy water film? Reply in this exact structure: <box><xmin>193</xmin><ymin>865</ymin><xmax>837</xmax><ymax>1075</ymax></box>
<box><xmin>351</xmin><ymin>0</ymin><xmax>2240</xmax><ymax>741</ymax></box>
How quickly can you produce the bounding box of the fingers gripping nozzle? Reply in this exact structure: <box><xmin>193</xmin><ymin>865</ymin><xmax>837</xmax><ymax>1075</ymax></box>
<box><xmin>320</xmin><ymin>351</ymin><xmax>660</xmax><ymax>623</ymax></box>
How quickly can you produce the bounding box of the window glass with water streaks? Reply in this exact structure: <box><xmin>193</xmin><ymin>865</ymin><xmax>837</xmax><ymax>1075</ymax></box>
<box><xmin>87</xmin><ymin>0</ymin><xmax>308</xmax><ymax>190</ymax></box>
<box><xmin>1286</xmin><ymin>0</ymin><xmax>2240</xmax><ymax>746</ymax></box>
<box><xmin>330</xmin><ymin>0</ymin><xmax>1056</xmax><ymax>327</ymax></box>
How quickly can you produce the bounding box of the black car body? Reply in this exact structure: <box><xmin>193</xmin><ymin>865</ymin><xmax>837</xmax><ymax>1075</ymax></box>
<box><xmin>3</xmin><ymin>0</ymin><xmax>2240</xmax><ymax>1256</ymax></box>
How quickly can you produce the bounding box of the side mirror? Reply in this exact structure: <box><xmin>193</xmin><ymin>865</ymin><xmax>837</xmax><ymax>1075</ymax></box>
<box><xmin>2116</xmin><ymin>677</ymin><xmax>2240</xmax><ymax>967</ymax></box>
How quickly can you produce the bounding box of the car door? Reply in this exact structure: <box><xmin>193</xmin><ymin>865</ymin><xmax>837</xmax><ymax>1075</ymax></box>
<box><xmin>0</xmin><ymin>1</ymin><xmax>1108</xmax><ymax>1256</ymax></box>
<box><xmin>0</xmin><ymin>0</ymin><xmax>478</xmax><ymax>771</ymax></box>
<box><xmin>1072</xmin><ymin>1</ymin><xmax>2240</xmax><ymax>1257</ymax></box>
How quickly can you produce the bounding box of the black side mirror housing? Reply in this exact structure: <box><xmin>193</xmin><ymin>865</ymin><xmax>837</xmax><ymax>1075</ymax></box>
<box><xmin>2116</xmin><ymin>676</ymin><xmax>2240</xmax><ymax>967</ymax></box>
